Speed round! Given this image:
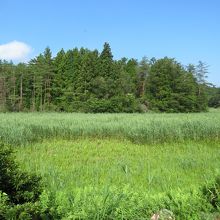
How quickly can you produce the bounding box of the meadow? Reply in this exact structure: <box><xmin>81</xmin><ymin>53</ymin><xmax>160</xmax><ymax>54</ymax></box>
<box><xmin>1</xmin><ymin>110</ymin><xmax>220</xmax><ymax>219</ymax></box>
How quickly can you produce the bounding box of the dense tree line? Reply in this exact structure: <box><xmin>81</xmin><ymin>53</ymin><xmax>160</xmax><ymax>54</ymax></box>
<box><xmin>207</xmin><ymin>86</ymin><xmax>220</xmax><ymax>108</ymax></box>
<box><xmin>0</xmin><ymin>43</ymin><xmax>218</xmax><ymax>113</ymax></box>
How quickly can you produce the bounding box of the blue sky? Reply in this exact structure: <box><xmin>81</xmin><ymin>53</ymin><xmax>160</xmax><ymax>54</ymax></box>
<box><xmin>0</xmin><ymin>0</ymin><xmax>219</xmax><ymax>86</ymax></box>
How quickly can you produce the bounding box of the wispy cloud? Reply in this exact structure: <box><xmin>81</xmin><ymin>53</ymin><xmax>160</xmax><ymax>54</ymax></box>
<box><xmin>0</xmin><ymin>41</ymin><xmax>32</xmax><ymax>61</ymax></box>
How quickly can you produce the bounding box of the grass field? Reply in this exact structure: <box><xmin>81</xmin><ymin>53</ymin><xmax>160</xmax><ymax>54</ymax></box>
<box><xmin>0</xmin><ymin>110</ymin><xmax>220</xmax><ymax>146</ymax></box>
<box><xmin>16</xmin><ymin>139</ymin><xmax>220</xmax><ymax>194</ymax></box>
<box><xmin>1</xmin><ymin>111</ymin><xmax>220</xmax><ymax>219</ymax></box>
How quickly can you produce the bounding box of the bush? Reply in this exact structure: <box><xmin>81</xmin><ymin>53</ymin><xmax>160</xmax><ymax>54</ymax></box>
<box><xmin>0</xmin><ymin>144</ymin><xmax>42</xmax><ymax>204</ymax></box>
<box><xmin>209</xmin><ymin>95</ymin><xmax>220</xmax><ymax>108</ymax></box>
<box><xmin>0</xmin><ymin>143</ymin><xmax>43</xmax><ymax>219</ymax></box>
<box><xmin>86</xmin><ymin>95</ymin><xmax>139</xmax><ymax>113</ymax></box>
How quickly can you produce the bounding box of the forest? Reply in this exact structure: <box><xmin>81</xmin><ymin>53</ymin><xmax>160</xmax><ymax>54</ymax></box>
<box><xmin>0</xmin><ymin>42</ymin><xmax>219</xmax><ymax>113</ymax></box>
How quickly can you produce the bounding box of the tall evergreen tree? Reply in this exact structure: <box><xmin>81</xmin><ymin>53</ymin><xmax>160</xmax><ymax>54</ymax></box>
<box><xmin>52</xmin><ymin>48</ymin><xmax>66</xmax><ymax>110</ymax></box>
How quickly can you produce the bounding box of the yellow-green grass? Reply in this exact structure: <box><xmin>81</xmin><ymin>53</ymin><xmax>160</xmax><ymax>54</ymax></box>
<box><xmin>16</xmin><ymin>138</ymin><xmax>220</xmax><ymax>195</ymax></box>
<box><xmin>13</xmin><ymin>138</ymin><xmax>220</xmax><ymax>219</ymax></box>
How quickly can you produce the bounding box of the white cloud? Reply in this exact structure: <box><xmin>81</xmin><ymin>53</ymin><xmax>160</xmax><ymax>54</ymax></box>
<box><xmin>0</xmin><ymin>41</ymin><xmax>32</xmax><ymax>61</ymax></box>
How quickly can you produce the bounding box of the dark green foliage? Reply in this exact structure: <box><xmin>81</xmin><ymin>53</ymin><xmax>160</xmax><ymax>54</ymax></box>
<box><xmin>146</xmin><ymin>57</ymin><xmax>207</xmax><ymax>112</ymax></box>
<box><xmin>0</xmin><ymin>43</ymin><xmax>212</xmax><ymax>113</ymax></box>
<box><xmin>0</xmin><ymin>143</ymin><xmax>42</xmax><ymax>204</ymax></box>
<box><xmin>208</xmin><ymin>87</ymin><xmax>220</xmax><ymax>108</ymax></box>
<box><xmin>0</xmin><ymin>143</ymin><xmax>45</xmax><ymax>219</ymax></box>
<box><xmin>202</xmin><ymin>176</ymin><xmax>220</xmax><ymax>209</ymax></box>
<box><xmin>209</xmin><ymin>94</ymin><xmax>220</xmax><ymax>108</ymax></box>
<box><xmin>85</xmin><ymin>94</ymin><xmax>138</xmax><ymax>113</ymax></box>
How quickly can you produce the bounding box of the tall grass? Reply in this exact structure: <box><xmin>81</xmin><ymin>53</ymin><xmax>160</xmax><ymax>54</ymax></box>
<box><xmin>0</xmin><ymin>111</ymin><xmax>220</xmax><ymax>145</ymax></box>
<box><xmin>16</xmin><ymin>139</ymin><xmax>220</xmax><ymax>194</ymax></box>
<box><xmin>2</xmin><ymin>111</ymin><xmax>220</xmax><ymax>218</ymax></box>
<box><xmin>15</xmin><ymin>139</ymin><xmax>220</xmax><ymax>219</ymax></box>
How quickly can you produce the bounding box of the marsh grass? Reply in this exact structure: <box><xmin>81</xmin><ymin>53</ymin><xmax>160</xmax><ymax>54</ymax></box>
<box><xmin>0</xmin><ymin>111</ymin><xmax>220</xmax><ymax>146</ymax></box>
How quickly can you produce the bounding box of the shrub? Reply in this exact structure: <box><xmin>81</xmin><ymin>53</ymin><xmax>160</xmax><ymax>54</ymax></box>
<box><xmin>0</xmin><ymin>143</ymin><xmax>43</xmax><ymax>219</ymax></box>
<box><xmin>86</xmin><ymin>95</ymin><xmax>139</xmax><ymax>113</ymax></box>
<box><xmin>0</xmin><ymin>143</ymin><xmax>42</xmax><ymax>204</ymax></box>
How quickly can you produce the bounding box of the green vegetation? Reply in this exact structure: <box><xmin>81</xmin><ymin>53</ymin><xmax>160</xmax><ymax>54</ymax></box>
<box><xmin>208</xmin><ymin>87</ymin><xmax>220</xmax><ymax>108</ymax></box>
<box><xmin>0</xmin><ymin>143</ymin><xmax>42</xmax><ymax>219</ymax></box>
<box><xmin>0</xmin><ymin>111</ymin><xmax>220</xmax><ymax>146</ymax></box>
<box><xmin>1</xmin><ymin>43</ymin><xmax>217</xmax><ymax>113</ymax></box>
<box><xmin>0</xmin><ymin>111</ymin><xmax>220</xmax><ymax>218</ymax></box>
<box><xmin>16</xmin><ymin>139</ymin><xmax>220</xmax><ymax>194</ymax></box>
<box><xmin>14</xmin><ymin>139</ymin><xmax>220</xmax><ymax>219</ymax></box>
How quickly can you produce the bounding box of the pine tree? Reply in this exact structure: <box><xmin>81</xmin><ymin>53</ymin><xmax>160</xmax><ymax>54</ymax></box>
<box><xmin>99</xmin><ymin>42</ymin><xmax>113</xmax><ymax>78</ymax></box>
<box><xmin>42</xmin><ymin>47</ymin><xmax>54</xmax><ymax>110</ymax></box>
<box><xmin>52</xmin><ymin>48</ymin><xmax>66</xmax><ymax>110</ymax></box>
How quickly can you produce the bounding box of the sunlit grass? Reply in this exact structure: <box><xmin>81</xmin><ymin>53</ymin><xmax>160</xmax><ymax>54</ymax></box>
<box><xmin>0</xmin><ymin>111</ymin><xmax>220</xmax><ymax>145</ymax></box>
<box><xmin>16</xmin><ymin>138</ymin><xmax>220</xmax><ymax>195</ymax></box>
<box><xmin>2</xmin><ymin>112</ymin><xmax>220</xmax><ymax>218</ymax></box>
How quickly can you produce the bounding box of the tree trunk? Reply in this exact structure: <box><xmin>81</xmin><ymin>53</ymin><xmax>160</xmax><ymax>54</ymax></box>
<box><xmin>32</xmin><ymin>75</ymin><xmax>36</xmax><ymax>111</ymax></box>
<box><xmin>0</xmin><ymin>77</ymin><xmax>6</xmax><ymax>110</ymax></box>
<box><xmin>19</xmin><ymin>74</ymin><xmax>23</xmax><ymax>111</ymax></box>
